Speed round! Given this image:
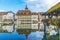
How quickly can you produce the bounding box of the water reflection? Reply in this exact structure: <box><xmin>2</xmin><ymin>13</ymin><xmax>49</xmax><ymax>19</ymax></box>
<box><xmin>0</xmin><ymin>30</ymin><xmax>44</xmax><ymax>40</ymax></box>
<box><xmin>28</xmin><ymin>31</ymin><xmax>44</xmax><ymax>40</ymax></box>
<box><xmin>0</xmin><ymin>30</ymin><xmax>26</xmax><ymax>40</ymax></box>
<box><xmin>0</xmin><ymin>29</ymin><xmax>58</xmax><ymax>40</ymax></box>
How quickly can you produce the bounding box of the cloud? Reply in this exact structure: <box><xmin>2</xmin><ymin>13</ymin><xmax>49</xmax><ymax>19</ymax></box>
<box><xmin>0</xmin><ymin>10</ymin><xmax>6</xmax><ymax>12</ymax></box>
<box><xmin>45</xmin><ymin>0</ymin><xmax>60</xmax><ymax>9</ymax></box>
<box><xmin>24</xmin><ymin>0</ymin><xmax>60</xmax><ymax>12</ymax></box>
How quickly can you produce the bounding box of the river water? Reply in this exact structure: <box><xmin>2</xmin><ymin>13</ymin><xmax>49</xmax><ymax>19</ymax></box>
<box><xmin>0</xmin><ymin>30</ymin><xmax>44</xmax><ymax>40</ymax></box>
<box><xmin>0</xmin><ymin>30</ymin><xmax>26</xmax><ymax>40</ymax></box>
<box><xmin>0</xmin><ymin>29</ymin><xmax>57</xmax><ymax>40</ymax></box>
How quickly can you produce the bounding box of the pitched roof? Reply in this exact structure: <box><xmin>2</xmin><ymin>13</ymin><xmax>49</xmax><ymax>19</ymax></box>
<box><xmin>16</xmin><ymin>10</ymin><xmax>31</xmax><ymax>15</ymax></box>
<box><xmin>0</xmin><ymin>12</ymin><xmax>8</xmax><ymax>15</ymax></box>
<box><xmin>47</xmin><ymin>2</ymin><xmax>60</xmax><ymax>12</ymax></box>
<box><xmin>16</xmin><ymin>10</ymin><xmax>39</xmax><ymax>15</ymax></box>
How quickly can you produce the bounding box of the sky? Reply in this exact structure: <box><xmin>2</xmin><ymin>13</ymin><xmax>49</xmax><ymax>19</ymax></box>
<box><xmin>0</xmin><ymin>0</ymin><xmax>60</xmax><ymax>13</ymax></box>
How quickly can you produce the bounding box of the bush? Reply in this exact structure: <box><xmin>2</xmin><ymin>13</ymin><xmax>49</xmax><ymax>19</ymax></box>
<box><xmin>42</xmin><ymin>34</ymin><xmax>59</xmax><ymax>40</ymax></box>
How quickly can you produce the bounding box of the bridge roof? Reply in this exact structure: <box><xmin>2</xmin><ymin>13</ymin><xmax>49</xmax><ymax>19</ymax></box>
<box><xmin>47</xmin><ymin>2</ymin><xmax>60</xmax><ymax>12</ymax></box>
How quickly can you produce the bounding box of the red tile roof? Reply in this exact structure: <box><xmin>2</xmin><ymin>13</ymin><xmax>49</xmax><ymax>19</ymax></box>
<box><xmin>0</xmin><ymin>12</ymin><xmax>8</xmax><ymax>15</ymax></box>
